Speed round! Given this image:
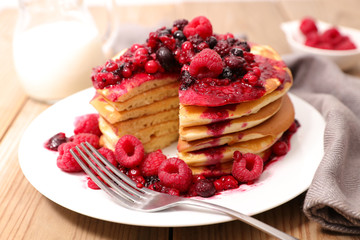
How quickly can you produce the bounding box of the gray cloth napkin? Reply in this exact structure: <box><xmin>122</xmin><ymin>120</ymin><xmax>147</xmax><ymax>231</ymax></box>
<box><xmin>283</xmin><ymin>54</ymin><xmax>360</xmax><ymax>234</ymax></box>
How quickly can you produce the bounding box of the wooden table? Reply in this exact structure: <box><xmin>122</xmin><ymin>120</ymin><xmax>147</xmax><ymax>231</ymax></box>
<box><xmin>1</xmin><ymin>1</ymin><xmax>360</xmax><ymax>239</ymax></box>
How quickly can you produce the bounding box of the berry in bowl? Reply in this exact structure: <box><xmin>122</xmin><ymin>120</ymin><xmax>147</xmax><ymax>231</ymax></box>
<box><xmin>281</xmin><ymin>17</ymin><xmax>360</xmax><ymax>70</ymax></box>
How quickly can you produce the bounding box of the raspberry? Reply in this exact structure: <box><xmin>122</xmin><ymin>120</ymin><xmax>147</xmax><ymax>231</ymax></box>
<box><xmin>57</xmin><ymin>142</ymin><xmax>83</xmax><ymax>172</ymax></box>
<box><xmin>90</xmin><ymin>147</ymin><xmax>118</xmax><ymax>175</ymax></box>
<box><xmin>98</xmin><ymin>147</ymin><xmax>117</xmax><ymax>166</ymax></box>
<box><xmin>213</xmin><ymin>175</ymin><xmax>238</xmax><ymax>191</ymax></box>
<box><xmin>321</xmin><ymin>27</ymin><xmax>341</xmax><ymax>45</ymax></box>
<box><xmin>304</xmin><ymin>32</ymin><xmax>320</xmax><ymax>47</ymax></box>
<box><xmin>139</xmin><ymin>149</ymin><xmax>167</xmax><ymax>177</ymax></box>
<box><xmin>168</xmin><ymin>188</ymin><xmax>180</xmax><ymax>196</ymax></box>
<box><xmin>45</xmin><ymin>132</ymin><xmax>69</xmax><ymax>151</ymax></box>
<box><xmin>189</xmin><ymin>49</ymin><xmax>223</xmax><ymax>79</ymax></box>
<box><xmin>272</xmin><ymin>141</ymin><xmax>289</xmax><ymax>156</ymax></box>
<box><xmin>300</xmin><ymin>17</ymin><xmax>318</xmax><ymax>35</ymax></box>
<box><xmin>335</xmin><ymin>38</ymin><xmax>357</xmax><ymax>50</ymax></box>
<box><xmin>87</xmin><ymin>177</ymin><xmax>101</xmax><ymax>189</ymax></box>
<box><xmin>183</xmin><ymin>16</ymin><xmax>213</xmax><ymax>39</ymax></box>
<box><xmin>72</xmin><ymin>133</ymin><xmax>100</xmax><ymax>149</ymax></box>
<box><xmin>115</xmin><ymin>135</ymin><xmax>144</xmax><ymax>168</ymax></box>
<box><xmin>158</xmin><ymin>157</ymin><xmax>193</xmax><ymax>192</ymax></box>
<box><xmin>194</xmin><ymin>179</ymin><xmax>216</xmax><ymax>197</ymax></box>
<box><xmin>87</xmin><ymin>176</ymin><xmax>110</xmax><ymax>189</ymax></box>
<box><xmin>231</xmin><ymin>152</ymin><xmax>263</xmax><ymax>182</ymax></box>
<box><xmin>74</xmin><ymin>113</ymin><xmax>101</xmax><ymax>136</ymax></box>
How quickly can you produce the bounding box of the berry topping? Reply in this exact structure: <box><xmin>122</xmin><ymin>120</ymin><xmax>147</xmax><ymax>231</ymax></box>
<box><xmin>189</xmin><ymin>49</ymin><xmax>223</xmax><ymax>78</ymax></box>
<box><xmin>272</xmin><ymin>141</ymin><xmax>289</xmax><ymax>156</ymax></box>
<box><xmin>156</xmin><ymin>47</ymin><xmax>176</xmax><ymax>71</ymax></box>
<box><xmin>194</xmin><ymin>178</ymin><xmax>216</xmax><ymax>197</ymax></box>
<box><xmin>206</xmin><ymin>36</ymin><xmax>218</xmax><ymax>49</ymax></box>
<box><xmin>231</xmin><ymin>151</ymin><xmax>263</xmax><ymax>182</ymax></box>
<box><xmin>158</xmin><ymin>157</ymin><xmax>192</xmax><ymax>192</ymax></box>
<box><xmin>144</xmin><ymin>60</ymin><xmax>160</xmax><ymax>74</ymax></box>
<box><xmin>72</xmin><ymin>133</ymin><xmax>100</xmax><ymax>149</ymax></box>
<box><xmin>139</xmin><ymin>149</ymin><xmax>167</xmax><ymax>177</ymax></box>
<box><xmin>213</xmin><ymin>175</ymin><xmax>238</xmax><ymax>191</ymax></box>
<box><xmin>114</xmin><ymin>135</ymin><xmax>144</xmax><ymax>168</ymax></box>
<box><xmin>173</xmin><ymin>30</ymin><xmax>186</xmax><ymax>41</ymax></box>
<box><xmin>57</xmin><ymin>142</ymin><xmax>83</xmax><ymax>172</ymax></box>
<box><xmin>74</xmin><ymin>113</ymin><xmax>101</xmax><ymax>136</ymax></box>
<box><xmin>173</xmin><ymin>19</ymin><xmax>189</xmax><ymax>31</ymax></box>
<box><xmin>183</xmin><ymin>16</ymin><xmax>213</xmax><ymax>39</ymax></box>
<box><xmin>45</xmin><ymin>132</ymin><xmax>69</xmax><ymax>151</ymax></box>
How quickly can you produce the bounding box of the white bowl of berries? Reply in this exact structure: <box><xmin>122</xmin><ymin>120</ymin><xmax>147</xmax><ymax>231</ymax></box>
<box><xmin>281</xmin><ymin>17</ymin><xmax>360</xmax><ymax>70</ymax></box>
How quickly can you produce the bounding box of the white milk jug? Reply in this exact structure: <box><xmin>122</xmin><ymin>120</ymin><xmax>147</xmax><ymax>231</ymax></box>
<box><xmin>13</xmin><ymin>0</ymin><xmax>115</xmax><ymax>103</ymax></box>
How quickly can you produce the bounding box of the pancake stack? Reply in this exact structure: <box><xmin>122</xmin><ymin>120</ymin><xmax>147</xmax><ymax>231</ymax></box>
<box><xmin>89</xmin><ymin>16</ymin><xmax>296</xmax><ymax>177</ymax></box>
<box><xmin>90</xmin><ymin>72</ymin><xmax>180</xmax><ymax>153</ymax></box>
<box><xmin>177</xmin><ymin>45</ymin><xmax>294</xmax><ymax>176</ymax></box>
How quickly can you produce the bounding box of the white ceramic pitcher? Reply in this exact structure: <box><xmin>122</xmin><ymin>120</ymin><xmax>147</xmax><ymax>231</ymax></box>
<box><xmin>13</xmin><ymin>0</ymin><xmax>116</xmax><ymax>103</ymax></box>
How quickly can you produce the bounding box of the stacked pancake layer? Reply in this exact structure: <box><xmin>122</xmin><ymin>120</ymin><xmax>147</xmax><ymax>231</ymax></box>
<box><xmin>178</xmin><ymin>46</ymin><xmax>294</xmax><ymax>175</ymax></box>
<box><xmin>90</xmin><ymin>76</ymin><xmax>180</xmax><ymax>153</ymax></box>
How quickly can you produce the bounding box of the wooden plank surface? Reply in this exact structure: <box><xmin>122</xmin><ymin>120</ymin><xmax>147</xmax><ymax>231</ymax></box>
<box><xmin>1</xmin><ymin>1</ymin><xmax>360</xmax><ymax>239</ymax></box>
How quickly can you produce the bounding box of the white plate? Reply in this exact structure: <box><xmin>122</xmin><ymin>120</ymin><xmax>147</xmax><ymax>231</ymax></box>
<box><xmin>18</xmin><ymin>88</ymin><xmax>325</xmax><ymax>227</ymax></box>
<box><xmin>281</xmin><ymin>20</ymin><xmax>360</xmax><ymax>70</ymax></box>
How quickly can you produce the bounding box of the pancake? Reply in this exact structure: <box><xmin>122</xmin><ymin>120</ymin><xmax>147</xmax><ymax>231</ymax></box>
<box><xmin>103</xmin><ymin>82</ymin><xmax>178</xmax><ymax>112</ymax></box>
<box><xmin>179</xmin><ymin>96</ymin><xmax>282</xmax><ymax>141</ymax></box>
<box><xmin>99</xmin><ymin>117</ymin><xmax>179</xmax><ymax>146</ymax></box>
<box><xmin>178</xmin><ymin>94</ymin><xmax>294</xmax><ymax>152</ymax></box>
<box><xmin>101</xmin><ymin>131</ymin><xmax>179</xmax><ymax>153</ymax></box>
<box><xmin>107</xmin><ymin>108</ymin><xmax>179</xmax><ymax>134</ymax></box>
<box><xmin>179</xmin><ymin>133</ymin><xmax>282</xmax><ymax>167</ymax></box>
<box><xmin>97</xmin><ymin>73</ymin><xmax>178</xmax><ymax>103</ymax></box>
<box><xmin>179</xmin><ymin>80</ymin><xmax>292</xmax><ymax>127</ymax></box>
<box><xmin>91</xmin><ymin>94</ymin><xmax>179</xmax><ymax>124</ymax></box>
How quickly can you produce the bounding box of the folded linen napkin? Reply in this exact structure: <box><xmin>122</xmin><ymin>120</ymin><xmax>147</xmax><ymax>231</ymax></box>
<box><xmin>283</xmin><ymin>54</ymin><xmax>360</xmax><ymax>234</ymax></box>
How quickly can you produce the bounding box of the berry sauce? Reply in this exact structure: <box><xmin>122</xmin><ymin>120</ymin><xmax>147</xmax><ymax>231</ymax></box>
<box><xmin>206</xmin><ymin>119</ymin><xmax>231</xmax><ymax>136</ymax></box>
<box><xmin>90</xmin><ymin>17</ymin><xmax>291</xmax><ymax>107</ymax></box>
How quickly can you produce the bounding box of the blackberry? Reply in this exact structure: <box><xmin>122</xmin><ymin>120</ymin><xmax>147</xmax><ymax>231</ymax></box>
<box><xmin>173</xmin><ymin>19</ymin><xmax>189</xmax><ymax>30</ymax></box>
<box><xmin>238</xmin><ymin>41</ymin><xmax>251</xmax><ymax>52</ymax></box>
<box><xmin>214</xmin><ymin>39</ymin><xmax>231</xmax><ymax>57</ymax></box>
<box><xmin>220</xmin><ymin>66</ymin><xmax>233</xmax><ymax>79</ymax></box>
<box><xmin>158</xmin><ymin>28</ymin><xmax>172</xmax><ymax>37</ymax></box>
<box><xmin>225</xmin><ymin>55</ymin><xmax>246</xmax><ymax>69</ymax></box>
<box><xmin>144</xmin><ymin>176</ymin><xmax>160</xmax><ymax>187</ymax></box>
<box><xmin>230</xmin><ymin>47</ymin><xmax>244</xmax><ymax>57</ymax></box>
<box><xmin>180</xmin><ymin>70</ymin><xmax>195</xmax><ymax>90</ymax></box>
<box><xmin>188</xmin><ymin>34</ymin><xmax>204</xmax><ymax>51</ymax></box>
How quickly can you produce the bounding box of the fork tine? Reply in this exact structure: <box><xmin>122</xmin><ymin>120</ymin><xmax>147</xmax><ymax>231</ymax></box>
<box><xmin>81</xmin><ymin>142</ymin><xmax>153</xmax><ymax>195</ymax></box>
<box><xmin>70</xmin><ymin>144</ymin><xmax>142</xmax><ymax>205</ymax></box>
<box><xmin>83</xmin><ymin>142</ymin><xmax>144</xmax><ymax>192</ymax></box>
<box><xmin>69</xmin><ymin>147</ymin><xmax>131</xmax><ymax>204</ymax></box>
<box><xmin>79</xmin><ymin>143</ymin><xmax>144</xmax><ymax>198</ymax></box>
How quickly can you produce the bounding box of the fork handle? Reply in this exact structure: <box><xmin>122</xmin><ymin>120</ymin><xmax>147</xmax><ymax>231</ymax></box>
<box><xmin>182</xmin><ymin>199</ymin><xmax>299</xmax><ymax>240</ymax></box>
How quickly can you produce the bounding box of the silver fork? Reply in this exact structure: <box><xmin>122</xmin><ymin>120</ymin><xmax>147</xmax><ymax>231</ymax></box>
<box><xmin>70</xmin><ymin>142</ymin><xmax>298</xmax><ymax>240</ymax></box>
